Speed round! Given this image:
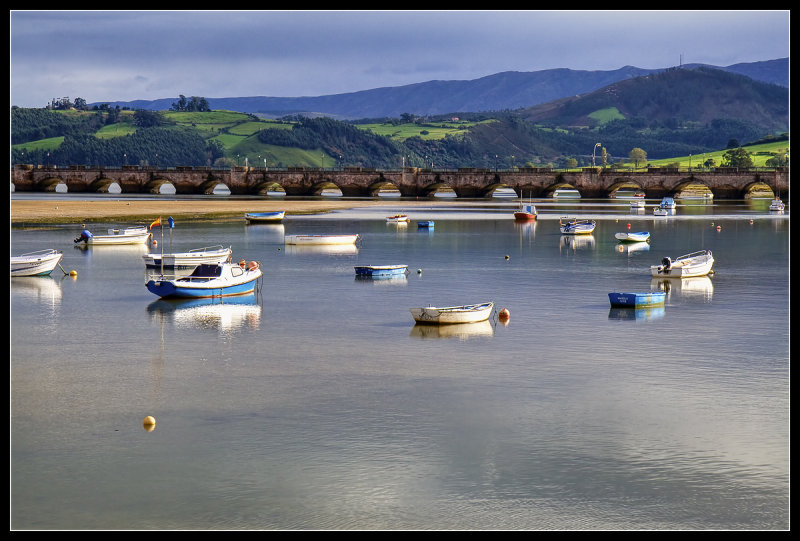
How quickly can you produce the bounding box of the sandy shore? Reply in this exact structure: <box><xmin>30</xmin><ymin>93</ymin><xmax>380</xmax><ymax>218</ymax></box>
<box><xmin>10</xmin><ymin>198</ymin><xmax>442</xmax><ymax>224</ymax></box>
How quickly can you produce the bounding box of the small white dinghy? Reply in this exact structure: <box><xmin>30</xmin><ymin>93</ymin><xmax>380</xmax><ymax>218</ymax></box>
<box><xmin>650</xmin><ymin>250</ymin><xmax>714</xmax><ymax>278</ymax></box>
<box><xmin>615</xmin><ymin>231</ymin><xmax>650</xmax><ymax>243</ymax></box>
<box><xmin>74</xmin><ymin>225</ymin><xmax>151</xmax><ymax>245</ymax></box>
<box><xmin>284</xmin><ymin>234</ymin><xmax>359</xmax><ymax>245</ymax></box>
<box><xmin>410</xmin><ymin>301</ymin><xmax>495</xmax><ymax>325</ymax></box>
<box><xmin>10</xmin><ymin>249</ymin><xmax>63</xmax><ymax>276</ymax></box>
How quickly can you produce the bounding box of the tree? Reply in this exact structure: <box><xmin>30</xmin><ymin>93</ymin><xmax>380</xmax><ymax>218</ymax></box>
<box><xmin>629</xmin><ymin>147</ymin><xmax>647</xmax><ymax>168</ymax></box>
<box><xmin>721</xmin><ymin>147</ymin><xmax>753</xmax><ymax>168</ymax></box>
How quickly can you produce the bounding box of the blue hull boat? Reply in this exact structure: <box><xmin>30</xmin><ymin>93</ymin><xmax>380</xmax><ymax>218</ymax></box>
<box><xmin>608</xmin><ymin>291</ymin><xmax>666</xmax><ymax>308</ymax></box>
<box><xmin>417</xmin><ymin>221</ymin><xmax>435</xmax><ymax>228</ymax></box>
<box><xmin>146</xmin><ymin>262</ymin><xmax>262</xmax><ymax>298</ymax></box>
<box><xmin>354</xmin><ymin>264</ymin><xmax>409</xmax><ymax>277</ymax></box>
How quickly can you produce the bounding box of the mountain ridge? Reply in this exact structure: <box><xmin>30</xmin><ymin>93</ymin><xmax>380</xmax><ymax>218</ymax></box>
<box><xmin>90</xmin><ymin>58</ymin><xmax>788</xmax><ymax>120</ymax></box>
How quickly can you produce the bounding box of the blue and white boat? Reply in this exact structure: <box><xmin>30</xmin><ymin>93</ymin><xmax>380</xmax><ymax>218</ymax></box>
<box><xmin>10</xmin><ymin>249</ymin><xmax>63</xmax><ymax>276</ymax></box>
<box><xmin>146</xmin><ymin>261</ymin><xmax>262</xmax><ymax>298</ymax></box>
<box><xmin>615</xmin><ymin>231</ymin><xmax>650</xmax><ymax>243</ymax></box>
<box><xmin>559</xmin><ymin>217</ymin><xmax>596</xmax><ymax>235</ymax></box>
<box><xmin>660</xmin><ymin>197</ymin><xmax>676</xmax><ymax>209</ymax></box>
<box><xmin>245</xmin><ymin>211</ymin><xmax>285</xmax><ymax>223</ymax></box>
<box><xmin>354</xmin><ymin>264</ymin><xmax>409</xmax><ymax>278</ymax></box>
<box><xmin>417</xmin><ymin>220</ymin><xmax>435</xmax><ymax>228</ymax></box>
<box><xmin>608</xmin><ymin>291</ymin><xmax>666</xmax><ymax>308</ymax></box>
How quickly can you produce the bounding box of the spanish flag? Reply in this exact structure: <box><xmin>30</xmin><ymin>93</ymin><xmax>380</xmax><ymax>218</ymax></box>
<box><xmin>149</xmin><ymin>217</ymin><xmax>162</xmax><ymax>229</ymax></box>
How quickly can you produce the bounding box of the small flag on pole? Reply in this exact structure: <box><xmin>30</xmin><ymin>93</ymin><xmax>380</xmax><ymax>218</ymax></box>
<box><xmin>168</xmin><ymin>217</ymin><xmax>175</xmax><ymax>229</ymax></box>
<box><xmin>149</xmin><ymin>217</ymin><xmax>162</xmax><ymax>229</ymax></box>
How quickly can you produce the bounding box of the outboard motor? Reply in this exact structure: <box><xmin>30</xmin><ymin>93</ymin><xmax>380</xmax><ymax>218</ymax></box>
<box><xmin>73</xmin><ymin>229</ymin><xmax>93</xmax><ymax>244</ymax></box>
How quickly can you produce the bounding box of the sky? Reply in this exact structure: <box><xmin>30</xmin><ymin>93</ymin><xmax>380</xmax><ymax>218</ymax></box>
<box><xmin>10</xmin><ymin>10</ymin><xmax>790</xmax><ymax>109</ymax></box>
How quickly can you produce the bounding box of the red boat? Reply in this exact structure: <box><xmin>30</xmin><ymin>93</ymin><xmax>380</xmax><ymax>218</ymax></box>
<box><xmin>514</xmin><ymin>203</ymin><xmax>537</xmax><ymax>221</ymax></box>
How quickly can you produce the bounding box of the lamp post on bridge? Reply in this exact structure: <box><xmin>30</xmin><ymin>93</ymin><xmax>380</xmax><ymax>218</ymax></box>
<box><xmin>592</xmin><ymin>143</ymin><xmax>601</xmax><ymax>167</ymax></box>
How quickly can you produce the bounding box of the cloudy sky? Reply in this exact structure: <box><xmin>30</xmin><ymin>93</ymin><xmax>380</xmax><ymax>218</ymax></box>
<box><xmin>10</xmin><ymin>10</ymin><xmax>790</xmax><ymax>109</ymax></box>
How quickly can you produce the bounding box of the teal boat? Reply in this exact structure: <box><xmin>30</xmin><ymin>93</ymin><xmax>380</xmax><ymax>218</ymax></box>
<box><xmin>608</xmin><ymin>291</ymin><xmax>666</xmax><ymax>308</ymax></box>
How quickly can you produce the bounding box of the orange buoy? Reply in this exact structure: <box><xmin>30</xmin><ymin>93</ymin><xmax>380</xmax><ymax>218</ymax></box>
<box><xmin>153</xmin><ymin>240</ymin><xmax>157</xmax><ymax>246</ymax></box>
<box><xmin>627</xmin><ymin>223</ymin><xmax>631</xmax><ymax>229</ymax></box>
<box><xmin>716</xmin><ymin>225</ymin><xmax>722</xmax><ymax>231</ymax></box>
<box><xmin>248</xmin><ymin>261</ymin><xmax>259</xmax><ymax>271</ymax></box>
<box><xmin>498</xmin><ymin>308</ymin><xmax>510</xmax><ymax>321</ymax></box>
<box><xmin>239</xmin><ymin>259</ymin><xmax>246</xmax><ymax>269</ymax></box>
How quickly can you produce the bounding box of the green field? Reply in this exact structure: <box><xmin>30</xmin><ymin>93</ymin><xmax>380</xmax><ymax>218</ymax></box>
<box><xmin>356</xmin><ymin>119</ymin><xmax>493</xmax><ymax>141</ymax></box>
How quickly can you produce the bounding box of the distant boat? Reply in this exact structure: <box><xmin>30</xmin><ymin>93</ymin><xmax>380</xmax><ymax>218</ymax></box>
<box><xmin>559</xmin><ymin>217</ymin><xmax>596</xmax><ymax>235</ymax></box>
<box><xmin>615</xmin><ymin>231</ymin><xmax>650</xmax><ymax>243</ymax></box>
<box><xmin>354</xmin><ymin>264</ymin><xmax>409</xmax><ymax>277</ymax></box>
<box><xmin>245</xmin><ymin>211</ymin><xmax>285</xmax><ymax>223</ymax></box>
<box><xmin>630</xmin><ymin>199</ymin><xmax>645</xmax><ymax>208</ymax></box>
<box><xmin>410</xmin><ymin>301</ymin><xmax>495</xmax><ymax>325</ymax></box>
<box><xmin>417</xmin><ymin>220</ymin><xmax>435</xmax><ymax>228</ymax></box>
<box><xmin>660</xmin><ymin>197</ymin><xmax>676</xmax><ymax>209</ymax></box>
<box><xmin>608</xmin><ymin>291</ymin><xmax>666</xmax><ymax>308</ymax></box>
<box><xmin>769</xmin><ymin>198</ymin><xmax>785</xmax><ymax>212</ymax></box>
<box><xmin>650</xmin><ymin>250</ymin><xmax>714</xmax><ymax>278</ymax></box>
<box><xmin>553</xmin><ymin>188</ymin><xmax>581</xmax><ymax>198</ymax></box>
<box><xmin>74</xmin><ymin>225</ymin><xmax>151</xmax><ymax>245</ymax></box>
<box><xmin>386</xmin><ymin>214</ymin><xmax>410</xmax><ymax>223</ymax></box>
<box><xmin>514</xmin><ymin>192</ymin><xmax>537</xmax><ymax>221</ymax></box>
<box><xmin>653</xmin><ymin>207</ymin><xmax>671</xmax><ymax>216</ymax></box>
<box><xmin>10</xmin><ymin>249</ymin><xmax>63</xmax><ymax>276</ymax></box>
<box><xmin>284</xmin><ymin>234</ymin><xmax>359</xmax><ymax>245</ymax></box>
<box><xmin>145</xmin><ymin>261</ymin><xmax>262</xmax><ymax>298</ymax></box>
<box><xmin>143</xmin><ymin>245</ymin><xmax>232</xmax><ymax>269</ymax></box>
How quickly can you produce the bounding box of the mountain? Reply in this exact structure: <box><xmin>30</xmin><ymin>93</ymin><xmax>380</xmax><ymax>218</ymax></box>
<box><xmin>91</xmin><ymin>58</ymin><xmax>788</xmax><ymax>120</ymax></box>
<box><xmin>517</xmin><ymin>66</ymin><xmax>789</xmax><ymax>133</ymax></box>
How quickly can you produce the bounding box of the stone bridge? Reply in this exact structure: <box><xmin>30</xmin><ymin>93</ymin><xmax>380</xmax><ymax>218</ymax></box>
<box><xmin>11</xmin><ymin>164</ymin><xmax>789</xmax><ymax>199</ymax></box>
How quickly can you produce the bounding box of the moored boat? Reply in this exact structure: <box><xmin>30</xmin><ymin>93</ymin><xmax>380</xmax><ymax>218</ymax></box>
<box><xmin>559</xmin><ymin>217</ymin><xmax>596</xmax><ymax>235</ymax></box>
<box><xmin>143</xmin><ymin>245</ymin><xmax>232</xmax><ymax>269</ymax></box>
<box><xmin>653</xmin><ymin>207</ymin><xmax>670</xmax><ymax>216</ymax></box>
<box><xmin>354</xmin><ymin>264</ymin><xmax>409</xmax><ymax>277</ymax></box>
<box><xmin>417</xmin><ymin>220</ymin><xmax>435</xmax><ymax>228</ymax></box>
<box><xmin>769</xmin><ymin>198</ymin><xmax>785</xmax><ymax>211</ymax></box>
<box><xmin>615</xmin><ymin>231</ymin><xmax>650</xmax><ymax>243</ymax></box>
<box><xmin>386</xmin><ymin>214</ymin><xmax>410</xmax><ymax>223</ymax></box>
<box><xmin>245</xmin><ymin>211</ymin><xmax>285</xmax><ymax>223</ymax></box>
<box><xmin>10</xmin><ymin>249</ymin><xmax>63</xmax><ymax>276</ymax></box>
<box><xmin>284</xmin><ymin>234</ymin><xmax>359</xmax><ymax>245</ymax></box>
<box><xmin>650</xmin><ymin>250</ymin><xmax>714</xmax><ymax>278</ymax></box>
<box><xmin>630</xmin><ymin>199</ymin><xmax>645</xmax><ymax>208</ymax></box>
<box><xmin>608</xmin><ymin>291</ymin><xmax>666</xmax><ymax>308</ymax></box>
<box><xmin>145</xmin><ymin>261</ymin><xmax>262</xmax><ymax>298</ymax></box>
<box><xmin>660</xmin><ymin>197</ymin><xmax>676</xmax><ymax>209</ymax></box>
<box><xmin>514</xmin><ymin>204</ymin><xmax>538</xmax><ymax>221</ymax></box>
<box><xmin>74</xmin><ymin>225</ymin><xmax>151</xmax><ymax>245</ymax></box>
<box><xmin>410</xmin><ymin>301</ymin><xmax>495</xmax><ymax>325</ymax></box>
<box><xmin>552</xmin><ymin>188</ymin><xmax>581</xmax><ymax>198</ymax></box>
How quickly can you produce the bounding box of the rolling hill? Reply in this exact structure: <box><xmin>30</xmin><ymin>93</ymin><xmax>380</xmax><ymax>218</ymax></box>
<box><xmin>90</xmin><ymin>58</ymin><xmax>788</xmax><ymax>120</ymax></box>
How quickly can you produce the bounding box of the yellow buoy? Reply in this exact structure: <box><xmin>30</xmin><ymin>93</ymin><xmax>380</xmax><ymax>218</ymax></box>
<box><xmin>69</xmin><ymin>270</ymin><xmax>77</xmax><ymax>276</ymax></box>
<box><xmin>143</xmin><ymin>416</ymin><xmax>156</xmax><ymax>430</ymax></box>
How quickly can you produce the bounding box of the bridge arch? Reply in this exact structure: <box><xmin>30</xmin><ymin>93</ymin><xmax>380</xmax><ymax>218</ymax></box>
<box><xmin>39</xmin><ymin>176</ymin><xmax>68</xmax><ymax>193</ymax></box>
<box><xmin>145</xmin><ymin>177</ymin><xmax>176</xmax><ymax>194</ymax></box>
<box><xmin>310</xmin><ymin>180</ymin><xmax>342</xmax><ymax>196</ymax></box>
<box><xmin>366</xmin><ymin>178</ymin><xmax>400</xmax><ymax>197</ymax></box>
<box><xmin>544</xmin><ymin>181</ymin><xmax>579</xmax><ymax>198</ymax></box>
<box><xmin>90</xmin><ymin>177</ymin><xmax>122</xmax><ymax>193</ymax></box>
<box><xmin>483</xmin><ymin>182</ymin><xmax>512</xmax><ymax>198</ymax></box>
<box><xmin>606</xmin><ymin>179</ymin><xmax>644</xmax><ymax>198</ymax></box>
<box><xmin>673</xmin><ymin>179</ymin><xmax>713</xmax><ymax>198</ymax></box>
<box><xmin>742</xmin><ymin>181</ymin><xmax>775</xmax><ymax>199</ymax></box>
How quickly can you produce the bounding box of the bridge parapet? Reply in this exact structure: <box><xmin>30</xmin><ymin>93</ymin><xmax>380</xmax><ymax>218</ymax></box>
<box><xmin>10</xmin><ymin>166</ymin><xmax>788</xmax><ymax>199</ymax></box>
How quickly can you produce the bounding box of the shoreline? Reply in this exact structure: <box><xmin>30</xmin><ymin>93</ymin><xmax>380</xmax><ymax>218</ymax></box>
<box><xmin>9</xmin><ymin>198</ymin><xmax>446</xmax><ymax>224</ymax></box>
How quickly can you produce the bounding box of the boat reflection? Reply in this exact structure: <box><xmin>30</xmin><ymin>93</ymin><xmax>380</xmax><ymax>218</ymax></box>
<box><xmin>243</xmin><ymin>223</ymin><xmax>285</xmax><ymax>243</ymax></box>
<box><xmin>283</xmin><ymin>244</ymin><xmax>359</xmax><ymax>256</ymax></box>
<box><xmin>354</xmin><ymin>274</ymin><xmax>408</xmax><ymax>286</ymax></box>
<box><xmin>10</xmin><ymin>275</ymin><xmax>63</xmax><ymax>306</ymax></box>
<box><xmin>608</xmin><ymin>305</ymin><xmax>665</xmax><ymax>321</ymax></box>
<box><xmin>651</xmin><ymin>276</ymin><xmax>714</xmax><ymax>301</ymax></box>
<box><xmin>614</xmin><ymin>241</ymin><xmax>650</xmax><ymax>255</ymax></box>
<box><xmin>560</xmin><ymin>234</ymin><xmax>595</xmax><ymax>251</ymax></box>
<box><xmin>146</xmin><ymin>294</ymin><xmax>262</xmax><ymax>332</ymax></box>
<box><xmin>409</xmin><ymin>320</ymin><xmax>494</xmax><ymax>340</ymax></box>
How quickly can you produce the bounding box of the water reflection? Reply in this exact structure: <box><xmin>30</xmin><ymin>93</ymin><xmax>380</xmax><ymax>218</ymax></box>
<box><xmin>409</xmin><ymin>320</ymin><xmax>495</xmax><ymax>340</ymax></box>
<box><xmin>651</xmin><ymin>276</ymin><xmax>714</xmax><ymax>301</ymax></box>
<box><xmin>243</xmin><ymin>223</ymin><xmax>285</xmax><ymax>244</ymax></box>
<box><xmin>146</xmin><ymin>294</ymin><xmax>262</xmax><ymax>333</ymax></box>
<box><xmin>560</xmin><ymin>234</ymin><xmax>595</xmax><ymax>251</ymax></box>
<box><xmin>614</xmin><ymin>241</ymin><xmax>650</xmax><ymax>255</ymax></box>
<box><xmin>608</xmin><ymin>305</ymin><xmax>666</xmax><ymax>321</ymax></box>
<box><xmin>10</xmin><ymin>275</ymin><xmax>63</xmax><ymax>306</ymax></box>
<box><xmin>354</xmin><ymin>275</ymin><xmax>408</xmax><ymax>286</ymax></box>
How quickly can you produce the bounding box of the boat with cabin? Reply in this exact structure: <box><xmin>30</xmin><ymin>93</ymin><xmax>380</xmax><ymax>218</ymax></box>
<box><xmin>145</xmin><ymin>260</ymin><xmax>262</xmax><ymax>298</ymax></box>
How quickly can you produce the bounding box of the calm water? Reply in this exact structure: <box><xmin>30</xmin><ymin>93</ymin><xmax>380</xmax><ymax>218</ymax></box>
<box><xmin>10</xmin><ymin>197</ymin><xmax>790</xmax><ymax>530</ymax></box>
